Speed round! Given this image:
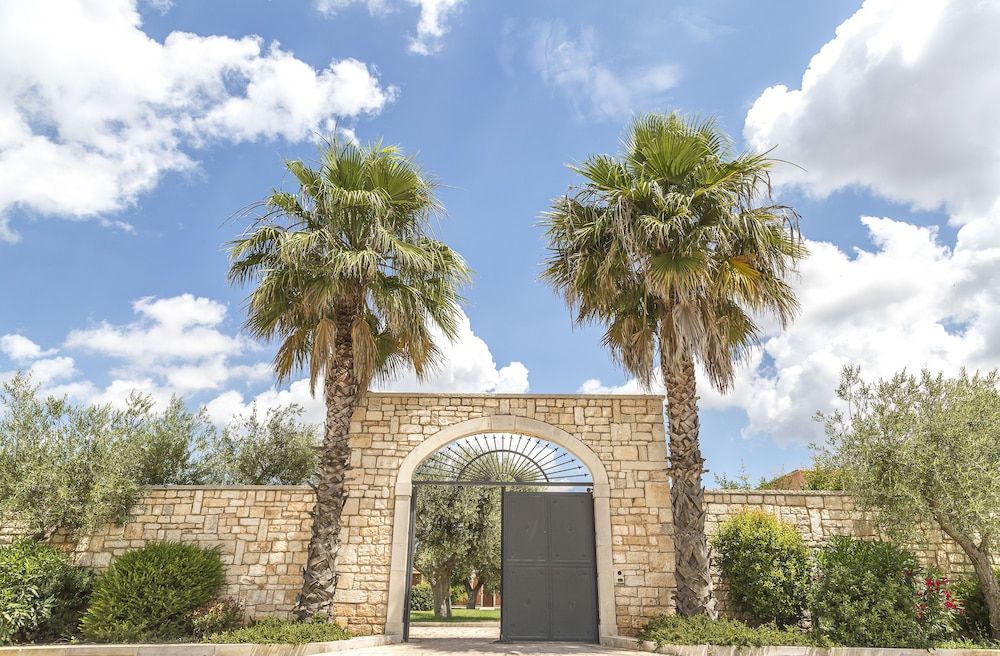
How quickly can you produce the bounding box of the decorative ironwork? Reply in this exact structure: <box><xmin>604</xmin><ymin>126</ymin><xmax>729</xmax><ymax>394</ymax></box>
<box><xmin>414</xmin><ymin>433</ymin><xmax>593</xmax><ymax>485</ymax></box>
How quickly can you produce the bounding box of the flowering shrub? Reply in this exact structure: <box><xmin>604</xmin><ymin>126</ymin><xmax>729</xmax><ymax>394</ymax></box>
<box><xmin>915</xmin><ymin>575</ymin><xmax>963</xmax><ymax>642</ymax></box>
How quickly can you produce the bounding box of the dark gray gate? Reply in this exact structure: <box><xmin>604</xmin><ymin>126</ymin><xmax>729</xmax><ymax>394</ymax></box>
<box><xmin>501</xmin><ymin>491</ymin><xmax>597</xmax><ymax>642</ymax></box>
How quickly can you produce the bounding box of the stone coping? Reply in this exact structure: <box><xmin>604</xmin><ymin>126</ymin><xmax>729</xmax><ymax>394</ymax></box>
<box><xmin>0</xmin><ymin>635</ymin><xmax>400</xmax><ymax>656</ymax></box>
<box><xmin>708</xmin><ymin>489</ymin><xmax>853</xmax><ymax>497</ymax></box>
<box><xmin>409</xmin><ymin>622</ymin><xmax>501</xmax><ymax>627</ymax></box>
<box><xmin>138</xmin><ymin>485</ymin><xmax>844</xmax><ymax>494</ymax></box>
<box><xmin>365</xmin><ymin>391</ymin><xmax>662</xmax><ymax>400</ymax></box>
<box><xmin>143</xmin><ymin>485</ymin><xmax>312</xmax><ymax>491</ymax></box>
<box><xmin>600</xmin><ymin>637</ymin><xmax>1000</xmax><ymax>656</ymax></box>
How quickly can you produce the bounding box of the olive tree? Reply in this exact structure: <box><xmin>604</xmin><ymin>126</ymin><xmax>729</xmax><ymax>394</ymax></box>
<box><xmin>818</xmin><ymin>366</ymin><xmax>1000</xmax><ymax>638</ymax></box>
<box><xmin>413</xmin><ymin>485</ymin><xmax>500</xmax><ymax>618</ymax></box>
<box><xmin>0</xmin><ymin>375</ymin><xmax>148</xmax><ymax>539</ymax></box>
<box><xmin>200</xmin><ymin>404</ymin><xmax>318</xmax><ymax>485</ymax></box>
<box><xmin>457</xmin><ymin>487</ymin><xmax>501</xmax><ymax>608</ymax></box>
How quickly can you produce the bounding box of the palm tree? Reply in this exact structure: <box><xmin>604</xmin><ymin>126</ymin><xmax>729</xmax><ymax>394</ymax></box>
<box><xmin>542</xmin><ymin>113</ymin><xmax>805</xmax><ymax>616</ymax></box>
<box><xmin>228</xmin><ymin>138</ymin><xmax>470</xmax><ymax>618</ymax></box>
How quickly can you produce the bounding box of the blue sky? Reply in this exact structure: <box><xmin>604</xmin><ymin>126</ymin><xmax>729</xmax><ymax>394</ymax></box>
<box><xmin>2</xmin><ymin>0</ymin><xmax>999</xmax><ymax>484</ymax></box>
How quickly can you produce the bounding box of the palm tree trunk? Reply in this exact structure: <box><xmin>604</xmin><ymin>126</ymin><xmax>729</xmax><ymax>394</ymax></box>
<box><xmin>294</xmin><ymin>313</ymin><xmax>360</xmax><ymax>619</ymax></box>
<box><xmin>662</xmin><ymin>349</ymin><xmax>717</xmax><ymax>618</ymax></box>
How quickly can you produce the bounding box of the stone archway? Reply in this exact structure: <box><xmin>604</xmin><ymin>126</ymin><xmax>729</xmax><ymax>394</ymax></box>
<box><xmin>332</xmin><ymin>393</ymin><xmax>673</xmax><ymax>639</ymax></box>
<box><xmin>384</xmin><ymin>415</ymin><xmax>616</xmax><ymax>638</ymax></box>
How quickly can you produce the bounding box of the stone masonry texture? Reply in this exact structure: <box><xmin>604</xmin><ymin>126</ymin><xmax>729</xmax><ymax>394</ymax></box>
<box><xmin>0</xmin><ymin>393</ymin><xmax>974</xmax><ymax>637</ymax></box>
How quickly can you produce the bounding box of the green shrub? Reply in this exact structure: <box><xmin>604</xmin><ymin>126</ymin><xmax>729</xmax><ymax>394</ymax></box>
<box><xmin>953</xmin><ymin>569</ymin><xmax>998</xmax><ymax>640</ymax></box>
<box><xmin>190</xmin><ymin>598</ymin><xmax>245</xmax><ymax>639</ymax></box>
<box><xmin>0</xmin><ymin>539</ymin><xmax>92</xmax><ymax>645</ymax></box>
<box><xmin>409</xmin><ymin>582</ymin><xmax>433</xmax><ymax>611</ymax></box>
<box><xmin>636</xmin><ymin>615</ymin><xmax>815</xmax><ymax>647</ymax></box>
<box><xmin>711</xmin><ymin>510</ymin><xmax>810</xmax><ymax>626</ymax></box>
<box><xmin>810</xmin><ymin>536</ymin><xmax>925</xmax><ymax>648</ymax></box>
<box><xmin>450</xmin><ymin>584</ymin><xmax>467</xmax><ymax>605</ymax></box>
<box><xmin>80</xmin><ymin>542</ymin><xmax>224</xmax><ymax>642</ymax></box>
<box><xmin>205</xmin><ymin>617</ymin><xmax>350</xmax><ymax>644</ymax></box>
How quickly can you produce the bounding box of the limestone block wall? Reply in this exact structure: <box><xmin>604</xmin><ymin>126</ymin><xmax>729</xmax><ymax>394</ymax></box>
<box><xmin>704</xmin><ymin>490</ymin><xmax>972</xmax><ymax>617</ymax></box>
<box><xmin>1</xmin><ymin>487</ymin><xmax>314</xmax><ymax>618</ymax></box>
<box><xmin>0</xmin><ymin>485</ymin><xmax>975</xmax><ymax>633</ymax></box>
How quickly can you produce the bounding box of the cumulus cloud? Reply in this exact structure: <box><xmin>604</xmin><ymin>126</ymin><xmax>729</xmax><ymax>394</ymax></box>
<box><xmin>0</xmin><ymin>334</ymin><xmax>56</xmax><ymax>362</ymax></box>
<box><xmin>314</xmin><ymin>0</ymin><xmax>464</xmax><ymax>55</ymax></box>
<box><xmin>529</xmin><ymin>21</ymin><xmax>680</xmax><ymax>121</ymax></box>
<box><xmin>204</xmin><ymin>308</ymin><xmax>530</xmax><ymax>425</ymax></box>
<box><xmin>3</xmin><ymin>293</ymin><xmax>529</xmax><ymax>425</ymax></box>
<box><xmin>0</xmin><ymin>0</ymin><xmax>394</xmax><ymax>242</ymax></box>
<box><xmin>64</xmin><ymin>294</ymin><xmax>261</xmax><ymax>396</ymax></box>
<box><xmin>744</xmin><ymin>0</ymin><xmax>1000</xmax><ymax>217</ymax></box>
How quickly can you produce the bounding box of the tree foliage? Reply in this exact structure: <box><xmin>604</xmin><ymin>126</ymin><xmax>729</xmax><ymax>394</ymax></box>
<box><xmin>0</xmin><ymin>375</ymin><xmax>319</xmax><ymax>540</ymax></box>
<box><xmin>200</xmin><ymin>404</ymin><xmax>318</xmax><ymax>485</ymax></box>
<box><xmin>818</xmin><ymin>366</ymin><xmax>1000</xmax><ymax>638</ymax></box>
<box><xmin>413</xmin><ymin>485</ymin><xmax>500</xmax><ymax>618</ymax></box>
<box><xmin>0</xmin><ymin>374</ymin><xmax>149</xmax><ymax>539</ymax></box>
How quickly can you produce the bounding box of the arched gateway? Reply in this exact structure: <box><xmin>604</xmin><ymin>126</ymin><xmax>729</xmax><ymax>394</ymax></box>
<box><xmin>332</xmin><ymin>393</ymin><xmax>673</xmax><ymax>642</ymax></box>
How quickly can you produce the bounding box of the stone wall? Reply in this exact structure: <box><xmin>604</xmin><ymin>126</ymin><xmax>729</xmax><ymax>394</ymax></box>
<box><xmin>0</xmin><ymin>394</ymin><xmax>974</xmax><ymax>638</ymax></box>
<box><xmin>1</xmin><ymin>487</ymin><xmax>315</xmax><ymax>618</ymax></box>
<box><xmin>704</xmin><ymin>489</ymin><xmax>971</xmax><ymax>617</ymax></box>
<box><xmin>1</xmin><ymin>485</ymin><xmax>974</xmax><ymax>634</ymax></box>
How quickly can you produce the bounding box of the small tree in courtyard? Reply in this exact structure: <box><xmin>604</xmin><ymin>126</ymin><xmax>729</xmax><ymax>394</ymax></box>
<box><xmin>458</xmin><ymin>486</ymin><xmax>501</xmax><ymax>608</ymax></box>
<box><xmin>413</xmin><ymin>485</ymin><xmax>500</xmax><ymax>618</ymax></box>
<box><xmin>818</xmin><ymin>366</ymin><xmax>1000</xmax><ymax>639</ymax></box>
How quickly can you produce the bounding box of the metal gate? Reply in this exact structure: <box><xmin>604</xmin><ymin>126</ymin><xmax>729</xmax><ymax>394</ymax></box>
<box><xmin>501</xmin><ymin>491</ymin><xmax>598</xmax><ymax>642</ymax></box>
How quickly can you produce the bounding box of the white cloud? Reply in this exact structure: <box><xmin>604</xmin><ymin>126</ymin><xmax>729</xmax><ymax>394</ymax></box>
<box><xmin>25</xmin><ymin>357</ymin><xmax>78</xmax><ymax>387</ymax></box>
<box><xmin>529</xmin><ymin>22</ymin><xmax>680</xmax><ymax>121</ymax></box>
<box><xmin>205</xmin><ymin>308</ymin><xmax>530</xmax><ymax>425</ymax></box>
<box><xmin>744</xmin><ymin>0</ymin><xmax>1000</xmax><ymax>217</ymax></box>
<box><xmin>375</xmin><ymin>311</ymin><xmax>530</xmax><ymax>394</ymax></box>
<box><xmin>0</xmin><ymin>334</ymin><xmax>56</xmax><ymax>362</ymax></box>
<box><xmin>0</xmin><ymin>0</ymin><xmax>394</xmax><ymax>242</ymax></box>
<box><xmin>6</xmin><ymin>294</ymin><xmax>526</xmax><ymax>424</ymax></box>
<box><xmin>65</xmin><ymin>294</ymin><xmax>256</xmax><ymax>395</ymax></box>
<box><xmin>314</xmin><ymin>0</ymin><xmax>464</xmax><ymax>55</ymax></box>
<box><xmin>406</xmin><ymin>0</ymin><xmax>464</xmax><ymax>55</ymax></box>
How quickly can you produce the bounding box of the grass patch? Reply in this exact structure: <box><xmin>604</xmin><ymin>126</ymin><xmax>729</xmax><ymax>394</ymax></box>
<box><xmin>410</xmin><ymin>608</ymin><xmax>501</xmax><ymax>623</ymax></box>
<box><xmin>204</xmin><ymin>617</ymin><xmax>350</xmax><ymax>644</ymax></box>
<box><xmin>637</xmin><ymin>615</ymin><xmax>816</xmax><ymax>648</ymax></box>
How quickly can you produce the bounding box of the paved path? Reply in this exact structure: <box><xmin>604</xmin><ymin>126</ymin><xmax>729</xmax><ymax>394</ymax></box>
<box><xmin>339</xmin><ymin>626</ymin><xmax>651</xmax><ymax>655</ymax></box>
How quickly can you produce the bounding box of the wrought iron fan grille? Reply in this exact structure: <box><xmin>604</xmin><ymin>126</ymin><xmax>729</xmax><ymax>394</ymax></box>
<box><xmin>413</xmin><ymin>433</ymin><xmax>593</xmax><ymax>485</ymax></box>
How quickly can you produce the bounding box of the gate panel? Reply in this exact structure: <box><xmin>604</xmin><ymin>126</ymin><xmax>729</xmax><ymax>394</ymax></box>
<box><xmin>501</xmin><ymin>491</ymin><xmax>597</xmax><ymax>642</ymax></box>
